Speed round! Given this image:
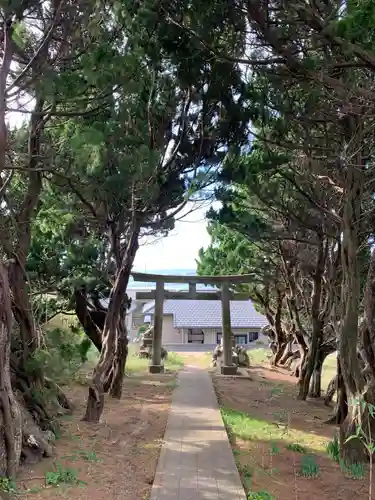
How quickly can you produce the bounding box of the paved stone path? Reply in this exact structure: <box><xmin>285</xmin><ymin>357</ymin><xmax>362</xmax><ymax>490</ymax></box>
<box><xmin>151</xmin><ymin>366</ymin><xmax>246</xmax><ymax>500</ymax></box>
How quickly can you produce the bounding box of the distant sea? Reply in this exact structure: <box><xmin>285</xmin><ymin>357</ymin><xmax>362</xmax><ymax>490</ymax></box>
<box><xmin>129</xmin><ymin>268</ymin><xmax>217</xmax><ymax>291</ymax></box>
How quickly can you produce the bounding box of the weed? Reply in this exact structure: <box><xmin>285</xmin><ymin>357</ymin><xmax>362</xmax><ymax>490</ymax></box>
<box><xmin>45</xmin><ymin>464</ymin><xmax>81</xmax><ymax>486</ymax></box>
<box><xmin>269</xmin><ymin>441</ymin><xmax>280</xmax><ymax>456</ymax></box>
<box><xmin>287</xmin><ymin>443</ymin><xmax>307</xmax><ymax>454</ymax></box>
<box><xmin>166</xmin><ymin>379</ymin><xmax>178</xmax><ymax>389</ymax></box>
<box><xmin>77</xmin><ymin>450</ymin><xmax>101</xmax><ymax>462</ymax></box>
<box><xmin>340</xmin><ymin>460</ymin><xmax>365</xmax><ymax>479</ymax></box>
<box><xmin>62</xmin><ymin>450</ymin><xmax>101</xmax><ymax>463</ymax></box>
<box><xmin>241</xmin><ymin>464</ymin><xmax>253</xmax><ymax>479</ymax></box>
<box><xmin>0</xmin><ymin>477</ymin><xmax>16</xmax><ymax>493</ymax></box>
<box><xmin>248</xmin><ymin>491</ymin><xmax>276</xmax><ymax>500</ymax></box>
<box><xmin>326</xmin><ymin>433</ymin><xmax>340</xmax><ymax>462</ymax></box>
<box><xmin>233</xmin><ymin>448</ymin><xmax>240</xmax><ymax>456</ymax></box>
<box><xmin>269</xmin><ymin>385</ymin><xmax>283</xmax><ymax>399</ymax></box>
<box><xmin>298</xmin><ymin>455</ymin><xmax>320</xmax><ymax>478</ymax></box>
<box><xmin>26</xmin><ymin>487</ymin><xmax>43</xmax><ymax>494</ymax></box>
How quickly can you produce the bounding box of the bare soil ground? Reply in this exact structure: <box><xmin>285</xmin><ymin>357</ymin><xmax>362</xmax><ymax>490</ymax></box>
<box><xmin>17</xmin><ymin>374</ymin><xmax>175</xmax><ymax>500</ymax></box>
<box><xmin>213</xmin><ymin>362</ymin><xmax>372</xmax><ymax>500</ymax></box>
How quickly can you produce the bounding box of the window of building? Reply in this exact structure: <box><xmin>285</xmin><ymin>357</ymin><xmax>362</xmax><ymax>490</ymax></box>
<box><xmin>248</xmin><ymin>332</ymin><xmax>259</xmax><ymax>342</ymax></box>
<box><xmin>234</xmin><ymin>334</ymin><xmax>248</xmax><ymax>345</ymax></box>
<box><xmin>187</xmin><ymin>328</ymin><xmax>204</xmax><ymax>343</ymax></box>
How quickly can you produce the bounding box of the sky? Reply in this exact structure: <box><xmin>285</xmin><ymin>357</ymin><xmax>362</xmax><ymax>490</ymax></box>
<box><xmin>133</xmin><ymin>201</ymin><xmax>213</xmax><ymax>272</ymax></box>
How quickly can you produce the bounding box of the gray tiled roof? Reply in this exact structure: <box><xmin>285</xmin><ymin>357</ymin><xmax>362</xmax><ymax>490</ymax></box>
<box><xmin>145</xmin><ymin>299</ymin><xmax>268</xmax><ymax>329</ymax></box>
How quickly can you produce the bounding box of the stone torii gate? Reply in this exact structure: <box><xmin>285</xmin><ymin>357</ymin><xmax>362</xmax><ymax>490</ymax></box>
<box><xmin>131</xmin><ymin>272</ymin><xmax>253</xmax><ymax>375</ymax></box>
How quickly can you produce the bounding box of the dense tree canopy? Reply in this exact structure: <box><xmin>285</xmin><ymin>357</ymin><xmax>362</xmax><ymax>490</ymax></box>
<box><xmin>2</xmin><ymin>0</ymin><xmax>375</xmax><ymax>477</ymax></box>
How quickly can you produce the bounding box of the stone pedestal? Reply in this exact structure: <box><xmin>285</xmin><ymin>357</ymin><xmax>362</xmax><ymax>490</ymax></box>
<box><xmin>149</xmin><ymin>364</ymin><xmax>164</xmax><ymax>374</ymax></box>
<box><xmin>221</xmin><ymin>365</ymin><xmax>238</xmax><ymax>375</ymax></box>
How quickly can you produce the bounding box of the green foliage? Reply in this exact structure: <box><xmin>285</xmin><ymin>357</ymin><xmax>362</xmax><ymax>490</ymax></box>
<box><xmin>45</xmin><ymin>465</ymin><xmax>81</xmax><ymax>486</ymax></box>
<box><xmin>286</xmin><ymin>443</ymin><xmax>307</xmax><ymax>454</ymax></box>
<box><xmin>326</xmin><ymin>434</ymin><xmax>340</xmax><ymax>462</ymax></box>
<box><xmin>248</xmin><ymin>491</ymin><xmax>275</xmax><ymax>500</ymax></box>
<box><xmin>269</xmin><ymin>441</ymin><xmax>280</xmax><ymax>456</ymax></box>
<box><xmin>340</xmin><ymin>460</ymin><xmax>365</xmax><ymax>479</ymax></box>
<box><xmin>298</xmin><ymin>455</ymin><xmax>320</xmax><ymax>478</ymax></box>
<box><xmin>25</xmin><ymin>327</ymin><xmax>93</xmax><ymax>385</ymax></box>
<box><xmin>0</xmin><ymin>477</ymin><xmax>17</xmax><ymax>493</ymax></box>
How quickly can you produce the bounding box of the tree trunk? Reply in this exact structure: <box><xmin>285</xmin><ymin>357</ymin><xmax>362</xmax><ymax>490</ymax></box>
<box><xmin>83</xmin><ymin>222</ymin><xmax>140</xmax><ymax>422</ymax></box>
<box><xmin>291</xmin><ymin>330</ymin><xmax>308</xmax><ymax>379</ymax></box>
<box><xmin>270</xmin><ymin>289</ymin><xmax>286</xmax><ymax>366</ymax></box>
<box><xmin>74</xmin><ymin>288</ymin><xmax>103</xmax><ymax>351</ymax></box>
<box><xmin>338</xmin><ymin>115</ymin><xmax>365</xmax><ymax>461</ymax></box>
<box><xmin>0</xmin><ymin>263</ymin><xmax>22</xmax><ymax>478</ymax></box>
<box><xmin>278</xmin><ymin>339</ymin><xmax>295</xmax><ymax>366</ymax></box>
<box><xmin>108</xmin><ymin>314</ymin><xmax>129</xmax><ymax>399</ymax></box>
<box><xmin>324</xmin><ymin>375</ymin><xmax>337</xmax><ymax>406</ymax></box>
<box><xmin>298</xmin><ymin>234</ymin><xmax>326</xmax><ymax>400</ymax></box>
<box><xmin>326</xmin><ymin>356</ymin><xmax>348</xmax><ymax>425</ymax></box>
<box><xmin>340</xmin><ymin>380</ymin><xmax>375</xmax><ymax>464</ymax></box>
<box><xmin>309</xmin><ymin>363</ymin><xmax>322</xmax><ymax>398</ymax></box>
<box><xmin>309</xmin><ymin>344</ymin><xmax>336</xmax><ymax>398</ymax></box>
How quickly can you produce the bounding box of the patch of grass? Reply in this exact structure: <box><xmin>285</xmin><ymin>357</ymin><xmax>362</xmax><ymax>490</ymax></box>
<box><xmin>340</xmin><ymin>460</ymin><xmax>365</xmax><ymax>479</ymax></box>
<box><xmin>62</xmin><ymin>450</ymin><xmax>101</xmax><ymax>462</ymax></box>
<box><xmin>45</xmin><ymin>464</ymin><xmax>82</xmax><ymax>487</ymax></box>
<box><xmin>221</xmin><ymin>407</ymin><xmax>327</xmax><ymax>453</ymax></box>
<box><xmin>268</xmin><ymin>385</ymin><xmax>284</xmax><ymax>399</ymax></box>
<box><xmin>269</xmin><ymin>441</ymin><xmax>280</xmax><ymax>455</ymax></box>
<box><xmin>326</xmin><ymin>433</ymin><xmax>340</xmax><ymax>462</ymax></box>
<box><xmin>286</xmin><ymin>442</ymin><xmax>307</xmax><ymax>453</ymax></box>
<box><xmin>25</xmin><ymin>487</ymin><xmax>43</xmax><ymax>494</ymax></box>
<box><xmin>248</xmin><ymin>348</ymin><xmax>272</xmax><ymax>365</ymax></box>
<box><xmin>126</xmin><ymin>347</ymin><xmax>184</xmax><ymax>374</ymax></box>
<box><xmin>298</xmin><ymin>455</ymin><xmax>320</xmax><ymax>478</ymax></box>
<box><xmin>166</xmin><ymin>378</ymin><xmax>179</xmax><ymax>389</ymax></box>
<box><xmin>248</xmin><ymin>491</ymin><xmax>276</xmax><ymax>500</ymax></box>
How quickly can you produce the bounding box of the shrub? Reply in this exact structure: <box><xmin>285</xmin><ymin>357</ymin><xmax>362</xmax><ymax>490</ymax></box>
<box><xmin>25</xmin><ymin>326</ymin><xmax>93</xmax><ymax>385</ymax></box>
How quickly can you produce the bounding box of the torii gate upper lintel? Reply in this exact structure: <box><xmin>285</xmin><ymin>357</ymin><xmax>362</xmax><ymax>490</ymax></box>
<box><xmin>131</xmin><ymin>272</ymin><xmax>254</xmax><ymax>375</ymax></box>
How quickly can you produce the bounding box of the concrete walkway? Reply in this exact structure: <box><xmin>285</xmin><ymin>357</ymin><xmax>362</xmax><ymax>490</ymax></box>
<box><xmin>151</xmin><ymin>366</ymin><xmax>246</xmax><ymax>500</ymax></box>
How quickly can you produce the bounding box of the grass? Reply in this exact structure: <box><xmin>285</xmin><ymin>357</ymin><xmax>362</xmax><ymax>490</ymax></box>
<box><xmin>247</xmin><ymin>347</ymin><xmax>337</xmax><ymax>393</ymax></box>
<box><xmin>248</xmin><ymin>348</ymin><xmax>273</xmax><ymax>366</ymax></box>
<box><xmin>221</xmin><ymin>407</ymin><xmax>328</xmax><ymax>453</ymax></box>
<box><xmin>126</xmin><ymin>345</ymin><xmax>185</xmax><ymax>374</ymax></box>
<box><xmin>298</xmin><ymin>455</ymin><xmax>320</xmax><ymax>478</ymax></box>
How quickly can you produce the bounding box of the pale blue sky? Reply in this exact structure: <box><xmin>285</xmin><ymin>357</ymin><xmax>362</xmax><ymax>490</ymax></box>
<box><xmin>134</xmin><ymin>202</ymin><xmax>212</xmax><ymax>271</ymax></box>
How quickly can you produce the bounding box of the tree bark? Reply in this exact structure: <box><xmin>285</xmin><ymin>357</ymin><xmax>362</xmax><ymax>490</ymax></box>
<box><xmin>74</xmin><ymin>288</ymin><xmax>103</xmax><ymax>351</ymax></box>
<box><xmin>0</xmin><ymin>263</ymin><xmax>22</xmax><ymax>478</ymax></box>
<box><xmin>271</xmin><ymin>289</ymin><xmax>287</xmax><ymax>366</ymax></box>
<box><xmin>297</xmin><ymin>234</ymin><xmax>326</xmax><ymax>400</ymax></box>
<box><xmin>83</xmin><ymin>221</ymin><xmax>140</xmax><ymax>422</ymax></box>
<box><xmin>309</xmin><ymin>344</ymin><xmax>335</xmax><ymax>398</ymax></box>
<box><xmin>108</xmin><ymin>313</ymin><xmax>129</xmax><ymax>399</ymax></box>
<box><xmin>326</xmin><ymin>356</ymin><xmax>348</xmax><ymax>425</ymax></box>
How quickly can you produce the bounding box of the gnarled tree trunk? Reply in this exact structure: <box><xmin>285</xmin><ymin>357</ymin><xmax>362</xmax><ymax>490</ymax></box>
<box><xmin>0</xmin><ymin>263</ymin><xmax>22</xmax><ymax>478</ymax></box>
<box><xmin>74</xmin><ymin>288</ymin><xmax>103</xmax><ymax>351</ymax></box>
<box><xmin>83</xmin><ymin>221</ymin><xmax>140</xmax><ymax>422</ymax></box>
<box><xmin>298</xmin><ymin>234</ymin><xmax>326</xmax><ymax>400</ymax></box>
<box><xmin>270</xmin><ymin>289</ymin><xmax>287</xmax><ymax>366</ymax></box>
